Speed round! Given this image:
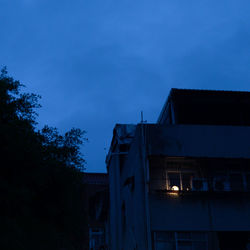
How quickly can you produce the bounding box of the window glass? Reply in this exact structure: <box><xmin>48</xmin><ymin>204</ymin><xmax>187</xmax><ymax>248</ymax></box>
<box><xmin>177</xmin><ymin>232</ymin><xmax>191</xmax><ymax>240</ymax></box>
<box><xmin>193</xmin><ymin>242</ymin><xmax>207</xmax><ymax>250</ymax></box>
<box><xmin>213</xmin><ymin>175</ymin><xmax>228</xmax><ymax>191</ymax></box>
<box><xmin>229</xmin><ymin>173</ymin><xmax>244</xmax><ymax>191</ymax></box>
<box><xmin>155</xmin><ymin>242</ymin><xmax>176</xmax><ymax>250</ymax></box>
<box><xmin>154</xmin><ymin>231</ymin><xmax>208</xmax><ymax>250</ymax></box>
<box><xmin>182</xmin><ymin>174</ymin><xmax>192</xmax><ymax>191</ymax></box>
<box><xmin>192</xmin><ymin>179</ymin><xmax>204</xmax><ymax>190</ymax></box>
<box><xmin>156</xmin><ymin>232</ymin><xmax>175</xmax><ymax>241</ymax></box>
<box><xmin>168</xmin><ymin>173</ymin><xmax>180</xmax><ymax>189</ymax></box>
<box><xmin>89</xmin><ymin>228</ymin><xmax>105</xmax><ymax>248</ymax></box>
<box><xmin>178</xmin><ymin>242</ymin><xmax>192</xmax><ymax>250</ymax></box>
<box><xmin>192</xmin><ymin>232</ymin><xmax>206</xmax><ymax>241</ymax></box>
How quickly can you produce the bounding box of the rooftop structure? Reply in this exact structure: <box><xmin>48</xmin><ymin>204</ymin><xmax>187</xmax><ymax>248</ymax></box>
<box><xmin>107</xmin><ymin>88</ymin><xmax>250</xmax><ymax>250</ymax></box>
<box><xmin>158</xmin><ymin>88</ymin><xmax>250</xmax><ymax>126</ymax></box>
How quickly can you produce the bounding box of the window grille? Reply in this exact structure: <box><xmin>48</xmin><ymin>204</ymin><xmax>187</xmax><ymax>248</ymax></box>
<box><xmin>154</xmin><ymin>231</ymin><xmax>208</xmax><ymax>250</ymax></box>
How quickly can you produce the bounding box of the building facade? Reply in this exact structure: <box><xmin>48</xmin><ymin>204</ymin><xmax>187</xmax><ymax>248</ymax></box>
<box><xmin>83</xmin><ymin>173</ymin><xmax>109</xmax><ymax>250</ymax></box>
<box><xmin>106</xmin><ymin>89</ymin><xmax>250</xmax><ymax>250</ymax></box>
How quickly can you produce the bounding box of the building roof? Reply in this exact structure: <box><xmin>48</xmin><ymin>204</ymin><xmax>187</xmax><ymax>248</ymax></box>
<box><xmin>158</xmin><ymin>88</ymin><xmax>250</xmax><ymax>126</ymax></box>
<box><xmin>170</xmin><ymin>88</ymin><xmax>250</xmax><ymax>96</ymax></box>
<box><xmin>105</xmin><ymin>124</ymin><xmax>136</xmax><ymax>166</ymax></box>
<box><xmin>83</xmin><ymin>173</ymin><xmax>108</xmax><ymax>185</ymax></box>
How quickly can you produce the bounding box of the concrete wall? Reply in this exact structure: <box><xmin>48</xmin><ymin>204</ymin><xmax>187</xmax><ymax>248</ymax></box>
<box><xmin>108</xmin><ymin>150</ymin><xmax>122</xmax><ymax>250</ymax></box>
<box><xmin>119</xmin><ymin>125</ymin><xmax>151</xmax><ymax>250</ymax></box>
<box><xmin>146</xmin><ymin>124</ymin><xmax>250</xmax><ymax>233</ymax></box>
<box><xmin>108</xmin><ymin>124</ymin><xmax>150</xmax><ymax>250</ymax></box>
<box><xmin>109</xmin><ymin>123</ymin><xmax>250</xmax><ymax>250</ymax></box>
<box><xmin>149</xmin><ymin>193</ymin><xmax>250</xmax><ymax>232</ymax></box>
<box><xmin>147</xmin><ymin>124</ymin><xmax>250</xmax><ymax>159</ymax></box>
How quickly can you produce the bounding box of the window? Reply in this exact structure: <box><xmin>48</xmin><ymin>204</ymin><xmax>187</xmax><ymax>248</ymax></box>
<box><xmin>89</xmin><ymin>228</ymin><xmax>105</xmax><ymax>250</ymax></box>
<box><xmin>168</xmin><ymin>173</ymin><xmax>181</xmax><ymax>189</ymax></box>
<box><xmin>229</xmin><ymin>173</ymin><xmax>244</xmax><ymax>191</ymax></box>
<box><xmin>213</xmin><ymin>171</ymin><xmax>250</xmax><ymax>192</ymax></box>
<box><xmin>154</xmin><ymin>232</ymin><xmax>175</xmax><ymax>250</ymax></box>
<box><xmin>182</xmin><ymin>174</ymin><xmax>193</xmax><ymax>191</ymax></box>
<box><xmin>167</xmin><ymin>172</ymin><xmax>194</xmax><ymax>191</ymax></box>
<box><xmin>213</xmin><ymin>175</ymin><xmax>230</xmax><ymax>191</ymax></box>
<box><xmin>154</xmin><ymin>232</ymin><xmax>208</xmax><ymax>250</ymax></box>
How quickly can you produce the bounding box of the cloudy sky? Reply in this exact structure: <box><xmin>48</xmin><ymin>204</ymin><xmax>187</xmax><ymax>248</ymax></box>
<box><xmin>1</xmin><ymin>0</ymin><xmax>250</xmax><ymax>172</ymax></box>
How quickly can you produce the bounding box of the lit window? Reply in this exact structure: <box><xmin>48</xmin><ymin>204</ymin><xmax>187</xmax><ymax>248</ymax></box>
<box><xmin>167</xmin><ymin>172</ymin><xmax>193</xmax><ymax>191</ymax></box>
<box><xmin>168</xmin><ymin>173</ymin><xmax>180</xmax><ymax>190</ymax></box>
<box><xmin>171</xmin><ymin>186</ymin><xmax>179</xmax><ymax>191</ymax></box>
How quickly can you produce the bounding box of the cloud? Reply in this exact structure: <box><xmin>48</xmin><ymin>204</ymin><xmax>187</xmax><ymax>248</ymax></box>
<box><xmin>1</xmin><ymin>0</ymin><xmax>250</xmax><ymax>171</ymax></box>
<box><xmin>172</xmin><ymin>25</ymin><xmax>250</xmax><ymax>90</ymax></box>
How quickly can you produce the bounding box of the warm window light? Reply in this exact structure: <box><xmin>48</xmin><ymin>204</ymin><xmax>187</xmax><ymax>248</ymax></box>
<box><xmin>171</xmin><ymin>186</ymin><xmax>179</xmax><ymax>191</ymax></box>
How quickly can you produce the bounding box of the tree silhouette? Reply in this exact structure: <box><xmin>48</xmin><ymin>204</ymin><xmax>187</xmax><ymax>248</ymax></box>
<box><xmin>0</xmin><ymin>67</ymin><xmax>88</xmax><ymax>250</ymax></box>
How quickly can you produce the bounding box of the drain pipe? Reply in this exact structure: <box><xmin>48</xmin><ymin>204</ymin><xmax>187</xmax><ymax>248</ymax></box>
<box><xmin>140</xmin><ymin>123</ymin><xmax>152</xmax><ymax>250</ymax></box>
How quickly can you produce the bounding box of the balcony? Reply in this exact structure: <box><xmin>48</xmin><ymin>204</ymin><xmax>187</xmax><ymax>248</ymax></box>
<box><xmin>149</xmin><ymin>157</ymin><xmax>250</xmax><ymax>195</ymax></box>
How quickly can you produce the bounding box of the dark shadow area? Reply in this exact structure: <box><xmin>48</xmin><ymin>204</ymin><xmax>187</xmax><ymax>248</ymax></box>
<box><xmin>218</xmin><ymin>231</ymin><xmax>249</xmax><ymax>250</ymax></box>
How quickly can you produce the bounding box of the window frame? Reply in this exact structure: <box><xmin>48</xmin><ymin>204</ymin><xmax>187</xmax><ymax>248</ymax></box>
<box><xmin>166</xmin><ymin>170</ymin><xmax>196</xmax><ymax>191</ymax></box>
<box><xmin>154</xmin><ymin>231</ymin><xmax>208</xmax><ymax>250</ymax></box>
<box><xmin>213</xmin><ymin>170</ymin><xmax>250</xmax><ymax>192</ymax></box>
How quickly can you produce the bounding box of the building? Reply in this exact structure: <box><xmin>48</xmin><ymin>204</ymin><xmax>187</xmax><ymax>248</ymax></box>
<box><xmin>83</xmin><ymin>173</ymin><xmax>109</xmax><ymax>250</ymax></box>
<box><xmin>106</xmin><ymin>89</ymin><xmax>250</xmax><ymax>250</ymax></box>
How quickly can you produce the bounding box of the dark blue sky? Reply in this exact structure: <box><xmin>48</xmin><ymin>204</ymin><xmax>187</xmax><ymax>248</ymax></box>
<box><xmin>1</xmin><ymin>0</ymin><xmax>250</xmax><ymax>172</ymax></box>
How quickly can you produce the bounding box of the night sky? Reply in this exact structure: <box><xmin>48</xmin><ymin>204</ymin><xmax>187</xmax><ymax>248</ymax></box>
<box><xmin>1</xmin><ymin>0</ymin><xmax>250</xmax><ymax>173</ymax></box>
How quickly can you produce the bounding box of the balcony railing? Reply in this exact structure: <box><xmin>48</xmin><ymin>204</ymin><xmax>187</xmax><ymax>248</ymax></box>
<box><xmin>149</xmin><ymin>173</ymin><xmax>250</xmax><ymax>193</ymax></box>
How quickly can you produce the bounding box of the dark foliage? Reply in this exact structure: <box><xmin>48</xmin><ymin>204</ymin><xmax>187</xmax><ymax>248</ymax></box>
<box><xmin>0</xmin><ymin>68</ymin><xmax>88</xmax><ymax>250</ymax></box>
